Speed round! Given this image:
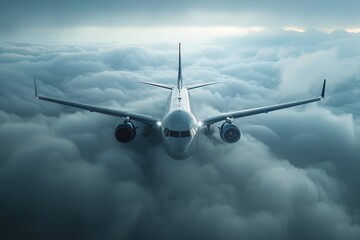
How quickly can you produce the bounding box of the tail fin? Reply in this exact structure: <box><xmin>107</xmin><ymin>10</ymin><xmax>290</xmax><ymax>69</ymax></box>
<box><xmin>177</xmin><ymin>43</ymin><xmax>182</xmax><ymax>90</ymax></box>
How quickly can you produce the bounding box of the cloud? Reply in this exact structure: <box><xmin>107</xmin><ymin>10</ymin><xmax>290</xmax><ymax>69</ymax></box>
<box><xmin>0</xmin><ymin>30</ymin><xmax>360</xmax><ymax>239</ymax></box>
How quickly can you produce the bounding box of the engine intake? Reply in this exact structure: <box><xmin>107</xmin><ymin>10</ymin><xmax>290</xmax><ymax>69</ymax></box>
<box><xmin>115</xmin><ymin>118</ymin><xmax>137</xmax><ymax>143</ymax></box>
<box><xmin>219</xmin><ymin>120</ymin><xmax>241</xmax><ymax>143</ymax></box>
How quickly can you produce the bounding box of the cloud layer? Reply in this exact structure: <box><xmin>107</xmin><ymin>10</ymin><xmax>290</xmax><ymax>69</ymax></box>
<box><xmin>0</xmin><ymin>30</ymin><xmax>360</xmax><ymax>239</ymax></box>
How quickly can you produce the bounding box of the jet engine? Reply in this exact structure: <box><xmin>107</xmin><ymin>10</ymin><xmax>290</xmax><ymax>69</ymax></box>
<box><xmin>219</xmin><ymin>118</ymin><xmax>241</xmax><ymax>143</ymax></box>
<box><xmin>115</xmin><ymin>117</ymin><xmax>137</xmax><ymax>143</ymax></box>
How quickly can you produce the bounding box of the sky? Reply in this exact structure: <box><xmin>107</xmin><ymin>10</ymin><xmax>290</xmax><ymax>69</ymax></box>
<box><xmin>1</xmin><ymin>1</ymin><xmax>360</xmax><ymax>240</ymax></box>
<box><xmin>1</xmin><ymin>0</ymin><xmax>360</xmax><ymax>43</ymax></box>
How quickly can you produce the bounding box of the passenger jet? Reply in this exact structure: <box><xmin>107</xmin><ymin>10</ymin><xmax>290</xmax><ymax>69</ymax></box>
<box><xmin>34</xmin><ymin>44</ymin><xmax>326</xmax><ymax>160</ymax></box>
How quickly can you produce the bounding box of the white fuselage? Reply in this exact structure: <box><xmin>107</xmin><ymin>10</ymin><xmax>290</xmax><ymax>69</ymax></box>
<box><xmin>160</xmin><ymin>88</ymin><xmax>199</xmax><ymax>160</ymax></box>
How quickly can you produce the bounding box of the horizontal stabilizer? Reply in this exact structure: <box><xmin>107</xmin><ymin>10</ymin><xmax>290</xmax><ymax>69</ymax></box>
<box><xmin>140</xmin><ymin>81</ymin><xmax>174</xmax><ymax>90</ymax></box>
<box><xmin>186</xmin><ymin>81</ymin><xmax>220</xmax><ymax>90</ymax></box>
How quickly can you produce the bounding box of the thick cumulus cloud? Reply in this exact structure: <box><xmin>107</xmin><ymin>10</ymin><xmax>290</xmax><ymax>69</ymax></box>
<box><xmin>1</xmin><ymin>30</ymin><xmax>360</xmax><ymax>240</ymax></box>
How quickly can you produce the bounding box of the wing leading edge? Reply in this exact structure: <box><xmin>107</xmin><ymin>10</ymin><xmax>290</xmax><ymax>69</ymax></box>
<box><xmin>34</xmin><ymin>79</ymin><xmax>160</xmax><ymax>125</ymax></box>
<box><xmin>200</xmin><ymin>79</ymin><xmax>326</xmax><ymax>126</ymax></box>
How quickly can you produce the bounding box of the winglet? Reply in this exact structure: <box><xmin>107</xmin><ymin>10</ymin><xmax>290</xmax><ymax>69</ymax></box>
<box><xmin>34</xmin><ymin>78</ymin><xmax>39</xmax><ymax>98</ymax></box>
<box><xmin>321</xmin><ymin>79</ymin><xmax>326</xmax><ymax>99</ymax></box>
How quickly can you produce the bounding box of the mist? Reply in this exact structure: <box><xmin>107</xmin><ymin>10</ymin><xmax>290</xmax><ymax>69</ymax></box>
<box><xmin>0</xmin><ymin>29</ymin><xmax>360</xmax><ymax>239</ymax></box>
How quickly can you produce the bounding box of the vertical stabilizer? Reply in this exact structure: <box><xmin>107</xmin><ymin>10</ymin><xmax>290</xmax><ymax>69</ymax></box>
<box><xmin>177</xmin><ymin>43</ymin><xmax>182</xmax><ymax>90</ymax></box>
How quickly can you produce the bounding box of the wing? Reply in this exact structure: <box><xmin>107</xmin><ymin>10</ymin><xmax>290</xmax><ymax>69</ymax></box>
<box><xmin>200</xmin><ymin>80</ymin><xmax>326</xmax><ymax>126</ymax></box>
<box><xmin>34</xmin><ymin>79</ymin><xmax>160</xmax><ymax>125</ymax></box>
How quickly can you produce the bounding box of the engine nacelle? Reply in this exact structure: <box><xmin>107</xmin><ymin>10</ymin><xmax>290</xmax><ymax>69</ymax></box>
<box><xmin>115</xmin><ymin>118</ymin><xmax>137</xmax><ymax>143</ymax></box>
<box><xmin>219</xmin><ymin>120</ymin><xmax>241</xmax><ymax>143</ymax></box>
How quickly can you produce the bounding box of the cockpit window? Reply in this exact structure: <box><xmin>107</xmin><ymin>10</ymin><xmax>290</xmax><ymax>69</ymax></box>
<box><xmin>164</xmin><ymin>128</ymin><xmax>170</xmax><ymax>137</ymax></box>
<box><xmin>163</xmin><ymin>128</ymin><xmax>195</xmax><ymax>138</ymax></box>
<box><xmin>169</xmin><ymin>130</ymin><xmax>180</xmax><ymax>137</ymax></box>
<box><xmin>180</xmin><ymin>131</ymin><xmax>190</xmax><ymax>137</ymax></box>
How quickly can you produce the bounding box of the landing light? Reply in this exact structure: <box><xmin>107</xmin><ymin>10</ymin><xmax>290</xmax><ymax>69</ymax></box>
<box><xmin>156</xmin><ymin>121</ymin><xmax>162</xmax><ymax>127</ymax></box>
<box><xmin>197</xmin><ymin>121</ymin><xmax>203</xmax><ymax>127</ymax></box>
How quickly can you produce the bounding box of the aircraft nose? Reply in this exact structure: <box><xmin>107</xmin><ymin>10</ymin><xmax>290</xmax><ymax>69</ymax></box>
<box><xmin>166</xmin><ymin>138</ymin><xmax>193</xmax><ymax>160</ymax></box>
<box><xmin>174</xmin><ymin>141</ymin><xmax>189</xmax><ymax>152</ymax></box>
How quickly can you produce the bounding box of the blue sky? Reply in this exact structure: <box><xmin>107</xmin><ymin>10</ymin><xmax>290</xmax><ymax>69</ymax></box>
<box><xmin>0</xmin><ymin>1</ymin><xmax>360</xmax><ymax>240</ymax></box>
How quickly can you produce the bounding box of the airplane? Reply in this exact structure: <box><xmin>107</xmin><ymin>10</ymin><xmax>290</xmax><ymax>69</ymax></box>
<box><xmin>34</xmin><ymin>43</ymin><xmax>326</xmax><ymax>160</ymax></box>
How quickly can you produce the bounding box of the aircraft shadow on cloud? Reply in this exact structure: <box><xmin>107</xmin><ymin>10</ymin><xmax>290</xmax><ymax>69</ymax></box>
<box><xmin>34</xmin><ymin>43</ymin><xmax>326</xmax><ymax>160</ymax></box>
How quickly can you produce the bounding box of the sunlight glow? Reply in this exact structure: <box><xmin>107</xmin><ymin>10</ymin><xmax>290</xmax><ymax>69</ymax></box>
<box><xmin>346</xmin><ymin>28</ymin><xmax>360</xmax><ymax>33</ymax></box>
<box><xmin>25</xmin><ymin>26</ymin><xmax>266</xmax><ymax>44</ymax></box>
<box><xmin>282</xmin><ymin>26</ymin><xmax>306</xmax><ymax>33</ymax></box>
<box><xmin>81</xmin><ymin>26</ymin><xmax>265</xmax><ymax>43</ymax></box>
